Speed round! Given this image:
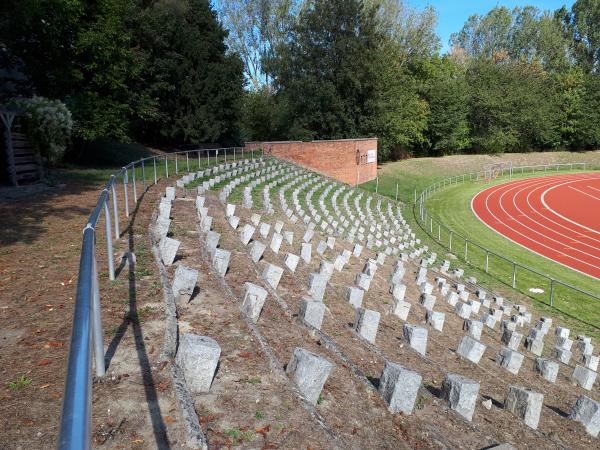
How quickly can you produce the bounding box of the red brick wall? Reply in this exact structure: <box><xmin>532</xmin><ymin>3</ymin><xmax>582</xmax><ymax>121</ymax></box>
<box><xmin>244</xmin><ymin>138</ymin><xmax>377</xmax><ymax>186</ymax></box>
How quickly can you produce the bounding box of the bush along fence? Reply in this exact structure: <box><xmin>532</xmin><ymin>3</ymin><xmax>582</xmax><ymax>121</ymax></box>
<box><xmin>413</xmin><ymin>162</ymin><xmax>600</xmax><ymax>328</ymax></box>
<box><xmin>58</xmin><ymin>147</ymin><xmax>263</xmax><ymax>450</ymax></box>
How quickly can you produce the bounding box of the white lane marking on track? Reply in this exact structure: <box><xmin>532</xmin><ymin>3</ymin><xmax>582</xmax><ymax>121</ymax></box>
<box><xmin>522</xmin><ymin>178</ymin><xmax>600</xmax><ymax>250</ymax></box>
<box><xmin>568</xmin><ymin>185</ymin><xmax>600</xmax><ymax>201</ymax></box>
<box><xmin>541</xmin><ymin>180</ymin><xmax>600</xmax><ymax>237</ymax></box>
<box><xmin>478</xmin><ymin>177</ymin><xmax>600</xmax><ymax>272</ymax></box>
<box><xmin>495</xmin><ymin>178</ymin><xmax>600</xmax><ymax>264</ymax></box>
<box><xmin>588</xmin><ymin>185</ymin><xmax>600</xmax><ymax>194</ymax></box>
<box><xmin>471</xmin><ymin>180</ymin><xmax>600</xmax><ymax>280</ymax></box>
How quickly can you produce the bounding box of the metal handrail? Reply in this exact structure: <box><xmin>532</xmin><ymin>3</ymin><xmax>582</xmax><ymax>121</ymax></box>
<box><xmin>414</xmin><ymin>161</ymin><xmax>600</xmax><ymax>309</ymax></box>
<box><xmin>57</xmin><ymin>147</ymin><xmax>263</xmax><ymax>450</ymax></box>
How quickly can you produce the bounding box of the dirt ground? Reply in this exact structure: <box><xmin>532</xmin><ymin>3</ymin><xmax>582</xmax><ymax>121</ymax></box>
<box><xmin>0</xmin><ymin>173</ymin><xmax>186</xmax><ymax>450</ymax></box>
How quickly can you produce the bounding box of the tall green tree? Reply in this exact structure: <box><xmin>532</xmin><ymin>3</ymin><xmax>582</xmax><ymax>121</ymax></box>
<box><xmin>467</xmin><ymin>59</ymin><xmax>560</xmax><ymax>153</ymax></box>
<box><xmin>559</xmin><ymin>0</ymin><xmax>600</xmax><ymax>73</ymax></box>
<box><xmin>134</xmin><ymin>0</ymin><xmax>244</xmax><ymax>144</ymax></box>
<box><xmin>422</xmin><ymin>56</ymin><xmax>471</xmax><ymax>155</ymax></box>
<box><xmin>267</xmin><ymin>0</ymin><xmax>383</xmax><ymax>139</ymax></box>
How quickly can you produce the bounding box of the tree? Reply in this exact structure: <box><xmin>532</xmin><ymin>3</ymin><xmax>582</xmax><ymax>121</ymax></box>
<box><xmin>369</xmin><ymin>0</ymin><xmax>440</xmax><ymax>66</ymax></box>
<box><xmin>467</xmin><ymin>59</ymin><xmax>560</xmax><ymax>153</ymax></box>
<box><xmin>216</xmin><ymin>0</ymin><xmax>299</xmax><ymax>90</ymax></box>
<box><xmin>559</xmin><ymin>0</ymin><xmax>600</xmax><ymax>73</ymax></box>
<box><xmin>450</xmin><ymin>6</ymin><xmax>570</xmax><ymax>72</ymax></box>
<box><xmin>131</xmin><ymin>0</ymin><xmax>245</xmax><ymax>144</ymax></box>
<box><xmin>423</xmin><ymin>57</ymin><xmax>471</xmax><ymax>155</ymax></box>
<box><xmin>268</xmin><ymin>0</ymin><xmax>383</xmax><ymax>139</ymax></box>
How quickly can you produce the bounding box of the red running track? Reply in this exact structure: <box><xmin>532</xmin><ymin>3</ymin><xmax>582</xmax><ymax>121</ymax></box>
<box><xmin>471</xmin><ymin>173</ymin><xmax>600</xmax><ymax>280</ymax></box>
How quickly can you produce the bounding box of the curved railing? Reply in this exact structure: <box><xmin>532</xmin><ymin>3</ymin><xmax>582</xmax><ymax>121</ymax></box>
<box><xmin>413</xmin><ymin>162</ymin><xmax>600</xmax><ymax>324</ymax></box>
<box><xmin>57</xmin><ymin>147</ymin><xmax>263</xmax><ymax>450</ymax></box>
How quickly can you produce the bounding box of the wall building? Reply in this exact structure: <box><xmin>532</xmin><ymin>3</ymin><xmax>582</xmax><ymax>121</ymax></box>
<box><xmin>244</xmin><ymin>138</ymin><xmax>377</xmax><ymax>186</ymax></box>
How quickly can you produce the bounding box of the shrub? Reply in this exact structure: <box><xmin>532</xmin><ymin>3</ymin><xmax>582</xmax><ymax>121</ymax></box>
<box><xmin>10</xmin><ymin>96</ymin><xmax>73</xmax><ymax>163</ymax></box>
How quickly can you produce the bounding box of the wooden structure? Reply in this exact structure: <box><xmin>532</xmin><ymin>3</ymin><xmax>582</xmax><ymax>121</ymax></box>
<box><xmin>0</xmin><ymin>108</ymin><xmax>42</xmax><ymax>185</ymax></box>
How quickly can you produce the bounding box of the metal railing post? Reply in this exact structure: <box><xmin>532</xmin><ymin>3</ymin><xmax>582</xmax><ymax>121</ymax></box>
<box><xmin>485</xmin><ymin>252</ymin><xmax>489</xmax><ymax>273</ymax></box>
<box><xmin>123</xmin><ymin>168</ymin><xmax>129</xmax><ymax>218</ymax></box>
<box><xmin>141</xmin><ymin>160</ymin><xmax>146</xmax><ymax>192</ymax></box>
<box><xmin>104</xmin><ymin>198</ymin><xmax>115</xmax><ymax>281</ymax></box>
<box><xmin>110</xmin><ymin>181</ymin><xmax>119</xmax><ymax>239</ymax></box>
<box><xmin>132</xmin><ymin>163</ymin><xmax>137</xmax><ymax>203</ymax></box>
<box><xmin>549</xmin><ymin>279</ymin><xmax>554</xmax><ymax>306</ymax></box>
<box><xmin>464</xmin><ymin>240</ymin><xmax>468</xmax><ymax>260</ymax></box>
<box><xmin>186</xmin><ymin>152</ymin><xmax>189</xmax><ymax>172</ymax></box>
<box><xmin>512</xmin><ymin>263</ymin><xmax>517</xmax><ymax>288</ymax></box>
<box><xmin>91</xmin><ymin>250</ymin><xmax>105</xmax><ymax>377</ymax></box>
<box><xmin>175</xmin><ymin>156</ymin><xmax>178</xmax><ymax>174</ymax></box>
<box><xmin>165</xmin><ymin>155</ymin><xmax>169</xmax><ymax>178</ymax></box>
<box><xmin>449</xmin><ymin>231</ymin><xmax>453</xmax><ymax>251</ymax></box>
<box><xmin>198</xmin><ymin>151</ymin><xmax>201</xmax><ymax>169</ymax></box>
<box><xmin>153</xmin><ymin>157</ymin><xmax>157</xmax><ymax>184</ymax></box>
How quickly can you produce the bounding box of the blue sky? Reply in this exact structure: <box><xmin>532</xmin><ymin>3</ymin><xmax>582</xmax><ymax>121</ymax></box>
<box><xmin>412</xmin><ymin>0</ymin><xmax>574</xmax><ymax>51</ymax></box>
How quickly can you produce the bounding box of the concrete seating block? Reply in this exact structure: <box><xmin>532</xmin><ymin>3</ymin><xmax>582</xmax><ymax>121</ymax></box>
<box><xmin>570</xmin><ymin>395</ymin><xmax>600</xmax><ymax>437</ymax></box>
<box><xmin>403</xmin><ymin>324</ymin><xmax>428</xmax><ymax>355</ymax></box>
<box><xmin>390</xmin><ymin>283</ymin><xmax>407</xmax><ymax>302</ymax></box>
<box><xmin>299</xmin><ymin>298</ymin><xmax>326</xmax><ymax>330</ymax></box>
<box><xmin>378</xmin><ymin>360</ymin><xmax>422</xmax><ymax>415</ymax></box>
<box><xmin>355</xmin><ymin>308</ymin><xmax>381</xmax><ymax>344</ymax></box>
<box><xmin>524</xmin><ymin>337</ymin><xmax>544</xmax><ymax>356</ymax></box>
<box><xmin>572</xmin><ymin>365</ymin><xmax>597</xmax><ymax>391</ymax></box>
<box><xmin>463</xmin><ymin>319</ymin><xmax>483</xmax><ymax>340</ymax></box>
<box><xmin>534</xmin><ymin>358</ymin><xmax>559</xmax><ymax>383</ymax></box>
<box><xmin>555</xmin><ymin>326</ymin><xmax>570</xmax><ymax>339</ymax></box>
<box><xmin>176</xmin><ymin>333</ymin><xmax>220</xmax><ymax>393</ymax></box>
<box><xmin>308</xmin><ymin>273</ymin><xmax>328</xmax><ymax>301</ymax></box>
<box><xmin>501</xmin><ymin>329</ymin><xmax>523</xmax><ymax>351</ymax></box>
<box><xmin>504</xmin><ymin>386</ymin><xmax>543</xmax><ymax>430</ymax></box>
<box><xmin>390</xmin><ymin>297</ymin><xmax>411</xmax><ymax>320</ymax></box>
<box><xmin>153</xmin><ymin>216</ymin><xmax>171</xmax><ymax>240</ymax></box>
<box><xmin>420</xmin><ymin>293</ymin><xmax>436</xmax><ymax>311</ymax></box>
<box><xmin>263</xmin><ymin>263</ymin><xmax>284</xmax><ymax>290</ymax></box>
<box><xmin>239</xmin><ymin>224</ymin><xmax>255</xmax><ymax>246</ymax></box>
<box><xmin>248</xmin><ymin>240</ymin><xmax>266</xmax><ymax>263</ymax></box>
<box><xmin>212</xmin><ymin>248</ymin><xmax>230</xmax><ymax>277</ymax></box>
<box><xmin>446</xmin><ymin>291</ymin><xmax>459</xmax><ymax>306</ymax></box>
<box><xmin>455</xmin><ymin>302</ymin><xmax>472</xmax><ymax>320</ymax></box>
<box><xmin>580</xmin><ymin>354</ymin><xmax>599</xmax><ymax>371</ymax></box>
<box><xmin>442</xmin><ymin>373</ymin><xmax>480</xmax><ymax>422</ymax></box>
<box><xmin>316</xmin><ymin>240</ymin><xmax>328</xmax><ymax>255</ymax></box>
<box><xmin>172</xmin><ymin>265</ymin><xmax>199</xmax><ymax>303</ymax></box>
<box><xmin>496</xmin><ymin>347</ymin><xmax>524</xmax><ymax>375</ymax></box>
<box><xmin>165</xmin><ymin>186</ymin><xmax>176</xmax><ymax>201</ymax></box>
<box><xmin>286</xmin><ymin>347</ymin><xmax>333</xmax><ymax>405</ymax></box>
<box><xmin>270</xmin><ymin>232</ymin><xmax>283</xmax><ymax>254</ymax></box>
<box><xmin>205</xmin><ymin>230</ymin><xmax>221</xmax><ymax>256</ymax></box>
<box><xmin>228</xmin><ymin>215</ymin><xmax>240</xmax><ymax>230</ymax></box>
<box><xmin>426</xmin><ymin>310</ymin><xmax>445</xmax><ymax>332</ymax></box>
<box><xmin>346</xmin><ymin>287</ymin><xmax>364</xmax><ymax>309</ymax></box>
<box><xmin>300</xmin><ymin>243</ymin><xmax>312</xmax><ymax>264</ymax></box>
<box><xmin>326</xmin><ymin>236</ymin><xmax>335</xmax><ymax>249</ymax></box>
<box><xmin>274</xmin><ymin>220</ymin><xmax>284</xmax><ymax>234</ymax></box>
<box><xmin>355</xmin><ymin>273</ymin><xmax>371</xmax><ymax>291</ymax></box>
<box><xmin>284</xmin><ymin>253</ymin><xmax>300</xmax><ymax>273</ymax></box>
<box><xmin>259</xmin><ymin>222</ymin><xmax>271</xmax><ymax>239</ymax></box>
<box><xmin>241</xmin><ymin>282</ymin><xmax>268</xmax><ymax>322</ymax></box>
<box><xmin>159</xmin><ymin>236</ymin><xmax>180</xmax><ymax>266</ymax></box>
<box><xmin>200</xmin><ymin>215</ymin><xmax>212</xmax><ymax>232</ymax></box>
<box><xmin>457</xmin><ymin>336</ymin><xmax>486</xmax><ymax>364</ymax></box>
<box><xmin>553</xmin><ymin>347</ymin><xmax>572</xmax><ymax>364</ymax></box>
<box><xmin>250</xmin><ymin>213</ymin><xmax>261</xmax><ymax>226</ymax></box>
<box><xmin>555</xmin><ymin>336</ymin><xmax>573</xmax><ymax>351</ymax></box>
<box><xmin>283</xmin><ymin>231</ymin><xmax>294</xmax><ymax>245</ymax></box>
<box><xmin>225</xmin><ymin>203</ymin><xmax>236</xmax><ymax>217</ymax></box>
<box><xmin>303</xmin><ymin>229</ymin><xmax>314</xmax><ymax>243</ymax></box>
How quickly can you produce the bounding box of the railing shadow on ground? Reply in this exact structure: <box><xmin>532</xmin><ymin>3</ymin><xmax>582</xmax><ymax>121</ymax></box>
<box><xmin>103</xmin><ymin>189</ymin><xmax>171</xmax><ymax>450</ymax></box>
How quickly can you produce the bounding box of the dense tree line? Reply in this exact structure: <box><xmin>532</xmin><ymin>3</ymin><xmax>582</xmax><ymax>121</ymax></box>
<box><xmin>2</xmin><ymin>0</ymin><xmax>600</xmax><ymax>161</ymax></box>
<box><xmin>1</xmin><ymin>0</ymin><xmax>243</xmax><ymax>151</ymax></box>
<box><xmin>219</xmin><ymin>0</ymin><xmax>600</xmax><ymax>160</ymax></box>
